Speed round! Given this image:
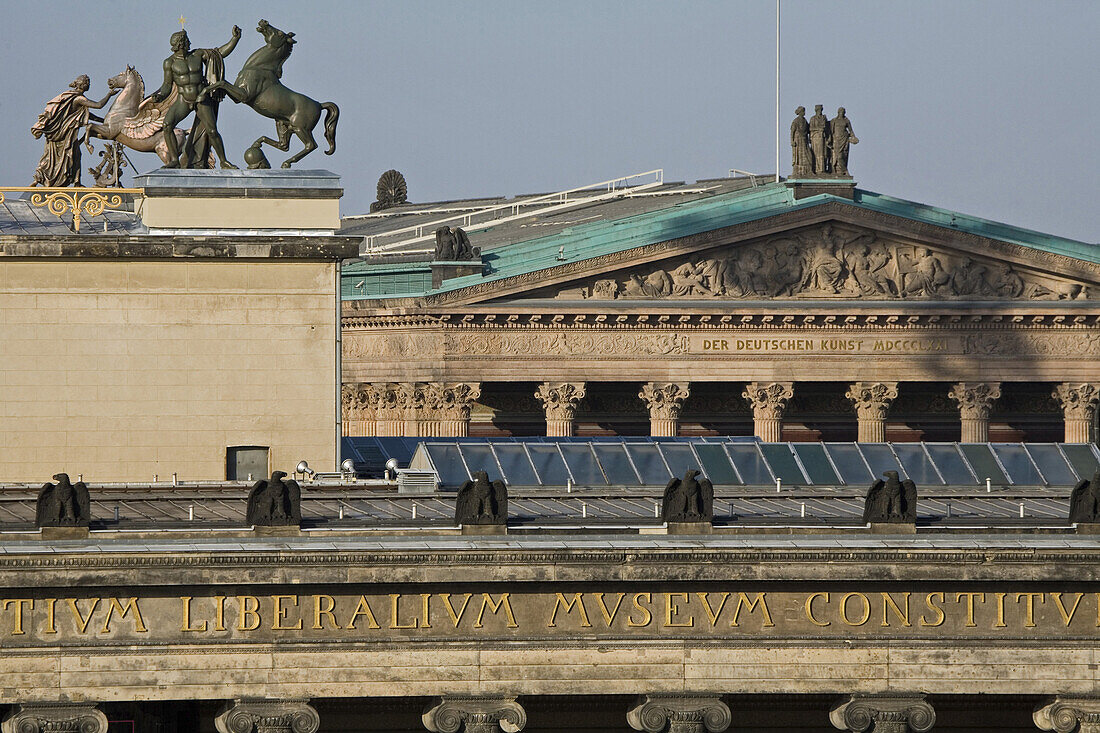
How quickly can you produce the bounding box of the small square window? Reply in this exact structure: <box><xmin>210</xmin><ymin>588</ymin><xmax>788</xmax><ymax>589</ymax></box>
<box><xmin>227</xmin><ymin>446</ymin><xmax>269</xmax><ymax>481</ymax></box>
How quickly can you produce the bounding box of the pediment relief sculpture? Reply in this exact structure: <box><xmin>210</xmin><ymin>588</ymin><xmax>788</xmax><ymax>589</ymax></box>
<box><xmin>559</xmin><ymin>225</ymin><xmax>1095</xmax><ymax>301</ymax></box>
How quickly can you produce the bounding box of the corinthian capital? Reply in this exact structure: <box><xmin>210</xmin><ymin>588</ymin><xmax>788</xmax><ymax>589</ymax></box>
<box><xmin>1053</xmin><ymin>383</ymin><xmax>1100</xmax><ymax>422</ymax></box>
<box><xmin>535</xmin><ymin>382</ymin><xmax>587</xmax><ymax>421</ymax></box>
<box><xmin>947</xmin><ymin>382</ymin><xmax>1001</xmax><ymax>420</ymax></box>
<box><xmin>846</xmin><ymin>381</ymin><xmax>899</xmax><ymax>421</ymax></box>
<box><xmin>422</xmin><ymin>697</ymin><xmax>527</xmax><ymax>733</ymax></box>
<box><xmin>639</xmin><ymin>382</ymin><xmax>691</xmax><ymax>420</ymax></box>
<box><xmin>742</xmin><ymin>381</ymin><xmax>794</xmax><ymax>419</ymax></box>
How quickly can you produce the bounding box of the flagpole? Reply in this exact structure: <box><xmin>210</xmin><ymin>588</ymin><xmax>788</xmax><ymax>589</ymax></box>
<box><xmin>775</xmin><ymin>0</ymin><xmax>781</xmax><ymax>183</ymax></box>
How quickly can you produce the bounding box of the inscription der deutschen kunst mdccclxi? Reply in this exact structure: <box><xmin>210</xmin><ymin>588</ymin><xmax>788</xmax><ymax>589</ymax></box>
<box><xmin>0</xmin><ymin>591</ymin><xmax>1097</xmax><ymax>641</ymax></box>
<box><xmin>698</xmin><ymin>337</ymin><xmax>949</xmax><ymax>353</ymax></box>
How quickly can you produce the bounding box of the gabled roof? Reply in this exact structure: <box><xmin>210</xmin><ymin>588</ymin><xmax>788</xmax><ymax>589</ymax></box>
<box><xmin>342</xmin><ymin>179</ymin><xmax>1099</xmax><ymax>301</ymax></box>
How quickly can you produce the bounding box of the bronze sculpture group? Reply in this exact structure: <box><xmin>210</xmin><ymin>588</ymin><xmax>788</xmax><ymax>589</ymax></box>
<box><xmin>791</xmin><ymin>104</ymin><xmax>858</xmax><ymax>178</ymax></box>
<box><xmin>30</xmin><ymin>19</ymin><xmax>339</xmax><ymax>185</ymax></box>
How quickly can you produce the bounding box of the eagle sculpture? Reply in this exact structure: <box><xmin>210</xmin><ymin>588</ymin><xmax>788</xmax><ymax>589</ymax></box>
<box><xmin>36</xmin><ymin>473</ymin><xmax>91</xmax><ymax>528</ymax></box>
<box><xmin>863</xmin><ymin>470</ymin><xmax>917</xmax><ymax>524</ymax></box>
<box><xmin>1069</xmin><ymin>470</ymin><xmax>1100</xmax><ymax>524</ymax></box>
<box><xmin>662</xmin><ymin>469</ymin><xmax>714</xmax><ymax>523</ymax></box>
<box><xmin>246</xmin><ymin>470</ymin><xmax>302</xmax><ymax>527</ymax></box>
<box><xmin>455</xmin><ymin>470</ymin><xmax>508</xmax><ymax>525</ymax></box>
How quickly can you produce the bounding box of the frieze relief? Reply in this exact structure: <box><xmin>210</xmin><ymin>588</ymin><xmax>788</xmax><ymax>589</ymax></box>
<box><xmin>557</xmin><ymin>225</ymin><xmax>1096</xmax><ymax>302</ymax></box>
<box><xmin>445</xmin><ymin>332</ymin><xmax>690</xmax><ymax>357</ymax></box>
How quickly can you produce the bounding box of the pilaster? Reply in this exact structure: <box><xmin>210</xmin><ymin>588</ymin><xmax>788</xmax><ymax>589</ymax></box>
<box><xmin>401</xmin><ymin>382</ymin><xmax>428</xmax><ymax>437</ymax></box>
<box><xmin>627</xmin><ymin>695</ymin><xmax>732</xmax><ymax>733</ymax></box>
<box><xmin>846</xmin><ymin>381</ymin><xmax>899</xmax><ymax>442</ymax></box>
<box><xmin>423</xmin><ymin>696</ymin><xmax>527</xmax><ymax>733</ymax></box>
<box><xmin>1</xmin><ymin>705</ymin><xmax>109</xmax><ymax>733</ymax></box>
<box><xmin>214</xmin><ymin>699</ymin><xmax>320</xmax><ymax>733</ymax></box>
<box><xmin>375</xmin><ymin>383</ymin><xmax>404</xmax><ymax>437</ymax></box>
<box><xmin>535</xmin><ymin>382</ymin><xmax>587</xmax><ymax>437</ymax></box>
<box><xmin>1035</xmin><ymin>697</ymin><xmax>1100</xmax><ymax>732</ymax></box>
<box><xmin>639</xmin><ymin>382</ymin><xmax>691</xmax><ymax>437</ymax></box>
<box><xmin>742</xmin><ymin>381</ymin><xmax>794</xmax><ymax>442</ymax></box>
<box><xmin>1053</xmin><ymin>383</ymin><xmax>1100</xmax><ymax>443</ymax></box>
<box><xmin>948</xmin><ymin>382</ymin><xmax>1001</xmax><ymax>443</ymax></box>
<box><xmin>437</xmin><ymin>382</ymin><xmax>482</xmax><ymax>437</ymax></box>
<box><xmin>830</xmin><ymin>695</ymin><xmax>935</xmax><ymax>733</ymax></box>
<box><xmin>341</xmin><ymin>382</ymin><xmax>378</xmax><ymax>437</ymax></box>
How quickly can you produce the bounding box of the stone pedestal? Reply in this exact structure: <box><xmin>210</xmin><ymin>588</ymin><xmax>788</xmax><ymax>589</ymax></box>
<box><xmin>948</xmin><ymin>382</ymin><xmax>1001</xmax><ymax>443</ymax></box>
<box><xmin>639</xmin><ymin>382</ymin><xmax>691</xmax><ymax>437</ymax></box>
<box><xmin>535</xmin><ymin>382</ymin><xmax>586</xmax><ymax>437</ymax></box>
<box><xmin>423</xmin><ymin>696</ymin><xmax>527</xmax><ymax>733</ymax></box>
<box><xmin>134</xmin><ymin>169</ymin><xmax>342</xmax><ymax>233</ymax></box>
<box><xmin>627</xmin><ymin>695</ymin><xmax>731</xmax><ymax>733</ymax></box>
<box><xmin>830</xmin><ymin>695</ymin><xmax>935</xmax><ymax>733</ymax></box>
<box><xmin>1035</xmin><ymin>696</ymin><xmax>1100</xmax><ymax>731</ymax></box>
<box><xmin>846</xmin><ymin>381</ymin><xmax>898</xmax><ymax>443</ymax></box>
<box><xmin>1053</xmin><ymin>383</ymin><xmax>1100</xmax><ymax>444</ymax></box>
<box><xmin>1</xmin><ymin>705</ymin><xmax>108</xmax><ymax>733</ymax></box>
<box><xmin>742</xmin><ymin>382</ymin><xmax>793</xmax><ymax>442</ymax></box>
<box><xmin>214</xmin><ymin>699</ymin><xmax>320</xmax><ymax>733</ymax></box>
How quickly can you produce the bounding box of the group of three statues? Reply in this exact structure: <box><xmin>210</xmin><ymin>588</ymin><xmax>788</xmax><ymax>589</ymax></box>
<box><xmin>790</xmin><ymin>105</ymin><xmax>857</xmax><ymax>179</ymax></box>
<box><xmin>30</xmin><ymin>20</ymin><xmax>338</xmax><ymax>187</ymax></box>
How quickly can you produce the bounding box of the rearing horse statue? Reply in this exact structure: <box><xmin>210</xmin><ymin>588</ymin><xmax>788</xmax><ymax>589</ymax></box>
<box><xmin>206</xmin><ymin>19</ymin><xmax>338</xmax><ymax>168</ymax></box>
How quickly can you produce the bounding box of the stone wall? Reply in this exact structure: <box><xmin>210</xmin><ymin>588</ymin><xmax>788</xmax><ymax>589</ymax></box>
<box><xmin>0</xmin><ymin>259</ymin><xmax>339</xmax><ymax>481</ymax></box>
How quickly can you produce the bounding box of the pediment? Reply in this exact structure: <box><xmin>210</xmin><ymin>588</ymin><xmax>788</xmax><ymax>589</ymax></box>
<box><xmin>529</xmin><ymin>223</ymin><xmax>1099</xmax><ymax>304</ymax></box>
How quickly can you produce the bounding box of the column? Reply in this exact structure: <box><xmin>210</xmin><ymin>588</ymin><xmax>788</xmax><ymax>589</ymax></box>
<box><xmin>947</xmin><ymin>382</ymin><xmax>1001</xmax><ymax>442</ymax></box>
<box><xmin>639</xmin><ymin>382</ymin><xmax>691</xmax><ymax>437</ymax></box>
<box><xmin>2</xmin><ymin>705</ymin><xmax>108</xmax><ymax>733</ymax></box>
<box><xmin>830</xmin><ymin>695</ymin><xmax>935</xmax><ymax>733</ymax></box>
<box><xmin>215</xmin><ymin>699</ymin><xmax>320</xmax><ymax>733</ymax></box>
<box><xmin>423</xmin><ymin>696</ymin><xmax>527</xmax><ymax>733</ymax></box>
<box><xmin>846</xmin><ymin>381</ymin><xmax>899</xmax><ymax>442</ymax></box>
<box><xmin>535</xmin><ymin>382</ymin><xmax>586</xmax><ymax>437</ymax></box>
<box><xmin>742</xmin><ymin>381</ymin><xmax>794</xmax><ymax>442</ymax></box>
<box><xmin>1053</xmin><ymin>383</ymin><xmax>1100</xmax><ymax>444</ymax></box>
<box><xmin>627</xmin><ymin>695</ymin><xmax>731</xmax><ymax>733</ymax></box>
<box><xmin>439</xmin><ymin>383</ymin><xmax>481</xmax><ymax>437</ymax></box>
<box><xmin>1035</xmin><ymin>697</ymin><xmax>1100</xmax><ymax>732</ymax></box>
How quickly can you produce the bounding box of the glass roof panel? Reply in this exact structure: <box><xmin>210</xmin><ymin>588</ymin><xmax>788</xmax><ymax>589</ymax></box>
<box><xmin>725</xmin><ymin>444</ymin><xmax>773</xmax><ymax>484</ymax></box>
<box><xmin>858</xmin><ymin>444</ymin><xmax>904</xmax><ymax>480</ymax></box>
<box><xmin>792</xmin><ymin>443</ymin><xmax>840</xmax><ymax>485</ymax></box>
<box><xmin>923</xmin><ymin>444</ymin><xmax>976</xmax><ymax>484</ymax></box>
<box><xmin>459</xmin><ymin>444</ymin><xmax>500</xmax><ymax>479</ymax></box>
<box><xmin>492</xmin><ymin>444</ymin><xmax>540</xmax><ymax>486</ymax></box>
<box><xmin>759</xmin><ymin>444</ymin><xmax>806</xmax><ymax>484</ymax></box>
<box><xmin>823</xmin><ymin>443</ymin><xmax>873</xmax><ymax>485</ymax></box>
<box><xmin>592</xmin><ymin>444</ymin><xmax>640</xmax><ymax>485</ymax></box>
<box><xmin>693</xmin><ymin>443</ymin><xmax>740</xmax><ymax>485</ymax></box>
<box><xmin>526</xmin><ymin>445</ymin><xmax>571</xmax><ymax>486</ymax></box>
<box><xmin>659</xmin><ymin>444</ymin><xmax>702</xmax><ymax>478</ymax></box>
<box><xmin>959</xmin><ymin>444</ymin><xmax>1009</xmax><ymax>485</ymax></box>
<box><xmin>625</xmin><ymin>444</ymin><xmax>672</xmax><ymax>485</ymax></box>
<box><xmin>1024</xmin><ymin>444</ymin><xmax>1077</xmax><ymax>485</ymax></box>
<box><xmin>560</xmin><ymin>444</ymin><xmax>608</xmax><ymax>486</ymax></box>
<box><xmin>1062</xmin><ymin>444</ymin><xmax>1100</xmax><ymax>480</ymax></box>
<box><xmin>423</xmin><ymin>444</ymin><xmax>469</xmax><ymax>488</ymax></box>
<box><xmin>990</xmin><ymin>444</ymin><xmax>1043</xmax><ymax>485</ymax></box>
<box><xmin>892</xmin><ymin>444</ymin><xmax>944</xmax><ymax>485</ymax></box>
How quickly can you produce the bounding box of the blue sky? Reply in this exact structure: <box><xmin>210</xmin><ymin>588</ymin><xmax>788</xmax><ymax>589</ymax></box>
<box><xmin>1</xmin><ymin>0</ymin><xmax>1096</xmax><ymax>241</ymax></box>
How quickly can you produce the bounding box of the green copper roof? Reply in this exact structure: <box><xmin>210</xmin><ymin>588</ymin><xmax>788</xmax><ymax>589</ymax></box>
<box><xmin>342</xmin><ymin>181</ymin><xmax>1099</xmax><ymax>300</ymax></box>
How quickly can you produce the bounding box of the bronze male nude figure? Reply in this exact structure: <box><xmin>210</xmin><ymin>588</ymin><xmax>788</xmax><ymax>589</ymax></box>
<box><xmin>151</xmin><ymin>26</ymin><xmax>241</xmax><ymax>168</ymax></box>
